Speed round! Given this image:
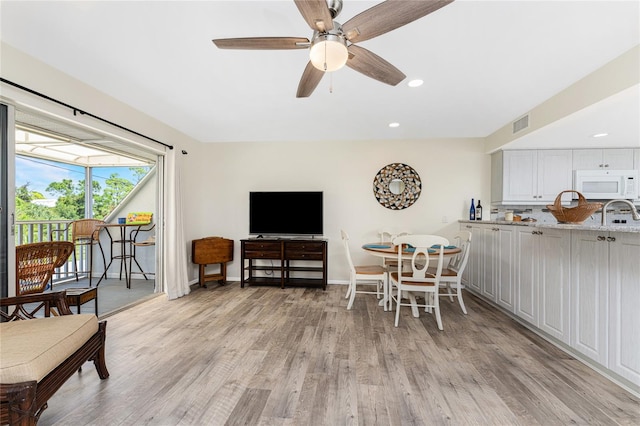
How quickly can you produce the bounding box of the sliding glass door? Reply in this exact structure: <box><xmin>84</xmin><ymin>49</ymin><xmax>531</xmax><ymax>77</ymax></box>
<box><xmin>1</xmin><ymin>103</ymin><xmax>16</xmax><ymax>297</ymax></box>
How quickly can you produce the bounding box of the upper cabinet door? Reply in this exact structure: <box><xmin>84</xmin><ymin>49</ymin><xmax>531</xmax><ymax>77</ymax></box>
<box><xmin>537</xmin><ymin>150</ymin><xmax>573</xmax><ymax>201</ymax></box>
<box><xmin>573</xmin><ymin>149</ymin><xmax>634</xmax><ymax>170</ymax></box>
<box><xmin>503</xmin><ymin>150</ymin><xmax>538</xmax><ymax>202</ymax></box>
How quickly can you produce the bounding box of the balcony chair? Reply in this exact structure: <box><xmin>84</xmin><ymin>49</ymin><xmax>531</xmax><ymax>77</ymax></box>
<box><xmin>389</xmin><ymin>234</ymin><xmax>448</xmax><ymax>329</ymax></box>
<box><xmin>51</xmin><ymin>219</ymin><xmax>107</xmax><ymax>287</ymax></box>
<box><xmin>341</xmin><ymin>230</ymin><xmax>388</xmax><ymax>310</ymax></box>
<box><xmin>129</xmin><ymin>224</ymin><xmax>156</xmax><ymax>280</ymax></box>
<box><xmin>16</xmin><ymin>241</ymin><xmax>74</xmax><ymax>295</ymax></box>
<box><xmin>427</xmin><ymin>230</ymin><xmax>472</xmax><ymax>314</ymax></box>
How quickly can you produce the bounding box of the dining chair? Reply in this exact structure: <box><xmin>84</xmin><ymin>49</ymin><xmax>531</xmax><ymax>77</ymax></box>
<box><xmin>389</xmin><ymin>234</ymin><xmax>448</xmax><ymax>329</ymax></box>
<box><xmin>378</xmin><ymin>229</ymin><xmax>410</xmax><ymax>270</ymax></box>
<box><xmin>341</xmin><ymin>230</ymin><xmax>388</xmax><ymax>310</ymax></box>
<box><xmin>51</xmin><ymin>219</ymin><xmax>107</xmax><ymax>287</ymax></box>
<box><xmin>16</xmin><ymin>241</ymin><xmax>74</xmax><ymax>295</ymax></box>
<box><xmin>428</xmin><ymin>230</ymin><xmax>472</xmax><ymax>314</ymax></box>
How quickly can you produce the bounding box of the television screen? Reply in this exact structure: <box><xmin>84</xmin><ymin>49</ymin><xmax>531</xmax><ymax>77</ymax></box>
<box><xmin>249</xmin><ymin>191</ymin><xmax>323</xmax><ymax>236</ymax></box>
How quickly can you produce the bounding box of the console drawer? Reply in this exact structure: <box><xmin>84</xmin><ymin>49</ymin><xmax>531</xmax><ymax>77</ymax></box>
<box><xmin>285</xmin><ymin>241</ymin><xmax>324</xmax><ymax>260</ymax></box>
<box><xmin>244</xmin><ymin>241</ymin><xmax>281</xmax><ymax>259</ymax></box>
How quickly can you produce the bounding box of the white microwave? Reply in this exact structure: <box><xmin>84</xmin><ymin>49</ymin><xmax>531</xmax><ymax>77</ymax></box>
<box><xmin>573</xmin><ymin>170</ymin><xmax>639</xmax><ymax>200</ymax></box>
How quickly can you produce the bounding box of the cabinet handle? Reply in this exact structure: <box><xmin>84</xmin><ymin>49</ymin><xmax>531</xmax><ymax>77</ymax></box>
<box><xmin>607</xmin><ymin>236</ymin><xmax>616</xmax><ymax>242</ymax></box>
<box><xmin>604</xmin><ymin>164</ymin><xmax>609</xmax><ymax>168</ymax></box>
<box><xmin>466</xmin><ymin>225</ymin><xmax>472</xmax><ymax>229</ymax></box>
<box><xmin>597</xmin><ymin>235</ymin><xmax>606</xmax><ymax>241</ymax></box>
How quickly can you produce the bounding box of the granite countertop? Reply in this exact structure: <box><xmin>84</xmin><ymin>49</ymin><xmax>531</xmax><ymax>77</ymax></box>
<box><xmin>459</xmin><ymin>220</ymin><xmax>640</xmax><ymax>234</ymax></box>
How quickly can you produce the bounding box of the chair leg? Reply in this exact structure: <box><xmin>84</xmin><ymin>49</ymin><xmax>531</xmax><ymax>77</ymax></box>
<box><xmin>394</xmin><ymin>286</ymin><xmax>401</xmax><ymax>327</ymax></box>
<box><xmin>434</xmin><ymin>291</ymin><xmax>443</xmax><ymax>330</ymax></box>
<box><xmin>96</xmin><ymin>241</ymin><xmax>108</xmax><ymax>286</ymax></box>
<box><xmin>345</xmin><ymin>284</ymin><xmax>351</xmax><ymax>299</ymax></box>
<box><xmin>346</xmin><ymin>279</ymin><xmax>357</xmax><ymax>310</ymax></box>
<box><xmin>89</xmin><ymin>240</ymin><xmax>94</xmax><ymax>287</ymax></box>
<box><xmin>456</xmin><ymin>280</ymin><xmax>468</xmax><ymax>315</ymax></box>
<box><xmin>72</xmin><ymin>246</ymin><xmax>80</xmax><ymax>282</ymax></box>
<box><xmin>447</xmin><ymin>283</ymin><xmax>454</xmax><ymax>302</ymax></box>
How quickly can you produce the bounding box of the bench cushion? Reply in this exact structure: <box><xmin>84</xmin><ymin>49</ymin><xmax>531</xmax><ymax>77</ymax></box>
<box><xmin>0</xmin><ymin>314</ymin><xmax>99</xmax><ymax>383</ymax></box>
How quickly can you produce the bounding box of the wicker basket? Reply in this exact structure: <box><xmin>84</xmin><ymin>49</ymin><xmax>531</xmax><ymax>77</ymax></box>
<box><xmin>546</xmin><ymin>190</ymin><xmax>603</xmax><ymax>224</ymax></box>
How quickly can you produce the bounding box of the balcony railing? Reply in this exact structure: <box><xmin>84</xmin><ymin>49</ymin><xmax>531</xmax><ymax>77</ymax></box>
<box><xmin>16</xmin><ymin>220</ymin><xmax>80</xmax><ymax>283</ymax></box>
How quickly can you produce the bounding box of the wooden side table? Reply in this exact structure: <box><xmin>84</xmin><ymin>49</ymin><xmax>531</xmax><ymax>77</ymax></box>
<box><xmin>191</xmin><ymin>237</ymin><xmax>234</xmax><ymax>287</ymax></box>
<box><xmin>65</xmin><ymin>287</ymin><xmax>98</xmax><ymax>314</ymax></box>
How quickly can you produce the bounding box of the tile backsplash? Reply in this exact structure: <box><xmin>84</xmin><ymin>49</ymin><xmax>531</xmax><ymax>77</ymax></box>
<box><xmin>490</xmin><ymin>202</ymin><xmax>639</xmax><ymax>225</ymax></box>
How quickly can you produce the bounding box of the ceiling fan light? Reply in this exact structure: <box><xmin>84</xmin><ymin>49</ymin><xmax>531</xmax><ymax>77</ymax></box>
<box><xmin>309</xmin><ymin>34</ymin><xmax>348</xmax><ymax>72</ymax></box>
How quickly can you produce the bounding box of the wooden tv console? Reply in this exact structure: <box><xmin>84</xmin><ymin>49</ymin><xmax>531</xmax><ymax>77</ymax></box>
<box><xmin>240</xmin><ymin>238</ymin><xmax>328</xmax><ymax>290</ymax></box>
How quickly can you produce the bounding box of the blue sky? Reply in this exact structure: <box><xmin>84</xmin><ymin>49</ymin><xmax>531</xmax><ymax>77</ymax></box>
<box><xmin>16</xmin><ymin>156</ymin><xmax>141</xmax><ymax>199</ymax></box>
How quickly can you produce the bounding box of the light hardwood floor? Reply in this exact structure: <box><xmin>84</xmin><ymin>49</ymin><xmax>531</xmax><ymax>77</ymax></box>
<box><xmin>41</xmin><ymin>283</ymin><xmax>639</xmax><ymax>425</ymax></box>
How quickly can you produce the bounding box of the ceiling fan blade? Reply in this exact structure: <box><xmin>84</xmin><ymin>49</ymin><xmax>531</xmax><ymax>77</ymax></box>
<box><xmin>346</xmin><ymin>45</ymin><xmax>405</xmax><ymax>86</ymax></box>
<box><xmin>296</xmin><ymin>61</ymin><xmax>325</xmax><ymax>98</ymax></box>
<box><xmin>343</xmin><ymin>0</ymin><xmax>455</xmax><ymax>43</ymax></box>
<box><xmin>213</xmin><ymin>37</ymin><xmax>309</xmax><ymax>50</ymax></box>
<box><xmin>294</xmin><ymin>0</ymin><xmax>334</xmax><ymax>32</ymax></box>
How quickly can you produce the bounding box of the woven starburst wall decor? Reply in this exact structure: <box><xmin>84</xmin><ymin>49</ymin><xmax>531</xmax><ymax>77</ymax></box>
<box><xmin>373</xmin><ymin>163</ymin><xmax>421</xmax><ymax>210</ymax></box>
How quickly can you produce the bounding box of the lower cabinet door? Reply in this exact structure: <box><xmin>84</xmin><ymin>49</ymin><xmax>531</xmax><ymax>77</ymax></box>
<box><xmin>516</xmin><ymin>228</ymin><xmax>538</xmax><ymax>325</ymax></box>
<box><xmin>571</xmin><ymin>231</ymin><xmax>609</xmax><ymax>365</ymax></box>
<box><xmin>608</xmin><ymin>232</ymin><xmax>640</xmax><ymax>385</ymax></box>
<box><xmin>495</xmin><ymin>225</ymin><xmax>515</xmax><ymax>312</ymax></box>
<box><xmin>537</xmin><ymin>229</ymin><xmax>571</xmax><ymax>344</ymax></box>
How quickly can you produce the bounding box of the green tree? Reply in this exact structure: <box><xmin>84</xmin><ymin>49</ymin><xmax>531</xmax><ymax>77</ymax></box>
<box><xmin>129</xmin><ymin>166</ymin><xmax>150</xmax><ymax>184</ymax></box>
<box><xmin>45</xmin><ymin>179</ymin><xmax>102</xmax><ymax>220</ymax></box>
<box><xmin>94</xmin><ymin>174</ymin><xmax>134</xmax><ymax>219</ymax></box>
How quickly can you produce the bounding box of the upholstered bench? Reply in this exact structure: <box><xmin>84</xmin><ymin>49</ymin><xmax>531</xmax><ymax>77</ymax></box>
<box><xmin>0</xmin><ymin>291</ymin><xmax>109</xmax><ymax>426</ymax></box>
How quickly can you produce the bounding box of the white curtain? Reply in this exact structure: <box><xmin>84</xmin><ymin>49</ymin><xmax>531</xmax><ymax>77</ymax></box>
<box><xmin>163</xmin><ymin>149</ymin><xmax>190</xmax><ymax>299</ymax></box>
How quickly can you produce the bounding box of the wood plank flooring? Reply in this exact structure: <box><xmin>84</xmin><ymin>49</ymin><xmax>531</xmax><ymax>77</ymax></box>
<box><xmin>40</xmin><ymin>283</ymin><xmax>639</xmax><ymax>425</ymax></box>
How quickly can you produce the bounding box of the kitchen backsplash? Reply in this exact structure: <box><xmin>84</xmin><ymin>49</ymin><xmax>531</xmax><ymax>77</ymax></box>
<box><xmin>489</xmin><ymin>202</ymin><xmax>639</xmax><ymax>226</ymax></box>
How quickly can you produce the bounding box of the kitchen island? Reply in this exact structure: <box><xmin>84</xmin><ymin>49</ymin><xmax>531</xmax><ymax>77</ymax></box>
<box><xmin>459</xmin><ymin>219</ymin><xmax>640</xmax><ymax>396</ymax></box>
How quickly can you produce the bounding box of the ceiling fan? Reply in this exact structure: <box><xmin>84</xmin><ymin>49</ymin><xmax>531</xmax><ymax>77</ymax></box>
<box><xmin>212</xmin><ymin>0</ymin><xmax>454</xmax><ymax>98</ymax></box>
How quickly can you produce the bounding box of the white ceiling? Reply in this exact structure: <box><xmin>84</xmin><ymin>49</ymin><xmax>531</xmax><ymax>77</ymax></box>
<box><xmin>1</xmin><ymin>0</ymin><xmax>639</xmax><ymax>147</ymax></box>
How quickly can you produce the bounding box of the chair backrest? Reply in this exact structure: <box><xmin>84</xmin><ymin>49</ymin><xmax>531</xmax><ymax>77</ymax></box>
<box><xmin>340</xmin><ymin>230</ymin><xmax>357</xmax><ymax>276</ymax></box>
<box><xmin>447</xmin><ymin>230</ymin><xmax>472</xmax><ymax>274</ymax></box>
<box><xmin>71</xmin><ymin>219</ymin><xmax>105</xmax><ymax>242</ymax></box>
<box><xmin>378</xmin><ymin>229</ymin><xmax>410</xmax><ymax>243</ymax></box>
<box><xmin>392</xmin><ymin>234</ymin><xmax>449</xmax><ymax>284</ymax></box>
<box><xmin>16</xmin><ymin>241</ymin><xmax>74</xmax><ymax>295</ymax></box>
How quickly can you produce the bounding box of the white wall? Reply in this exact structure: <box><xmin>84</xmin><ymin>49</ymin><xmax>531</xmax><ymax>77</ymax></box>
<box><xmin>181</xmin><ymin>138</ymin><xmax>490</xmax><ymax>284</ymax></box>
<box><xmin>0</xmin><ymin>42</ymin><xmax>491</xmax><ymax>287</ymax></box>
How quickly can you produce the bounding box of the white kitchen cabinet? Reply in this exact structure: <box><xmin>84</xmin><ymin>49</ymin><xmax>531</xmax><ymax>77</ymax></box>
<box><xmin>460</xmin><ymin>222</ymin><xmax>483</xmax><ymax>293</ymax></box>
<box><xmin>492</xmin><ymin>150</ymin><xmax>573</xmax><ymax>204</ymax></box>
<box><xmin>608</xmin><ymin>232</ymin><xmax>640</xmax><ymax>385</ymax></box>
<box><xmin>573</xmin><ymin>148</ymin><xmax>635</xmax><ymax>170</ymax></box>
<box><xmin>460</xmin><ymin>223</ymin><xmax>515</xmax><ymax>309</ymax></box>
<box><xmin>571</xmin><ymin>231</ymin><xmax>609</xmax><ymax>365</ymax></box>
<box><xmin>493</xmin><ymin>225</ymin><xmax>516</xmax><ymax>311</ymax></box>
<box><xmin>634</xmin><ymin>149</ymin><xmax>640</xmax><ymax>172</ymax></box>
<box><xmin>515</xmin><ymin>226</ymin><xmax>571</xmax><ymax>343</ymax></box>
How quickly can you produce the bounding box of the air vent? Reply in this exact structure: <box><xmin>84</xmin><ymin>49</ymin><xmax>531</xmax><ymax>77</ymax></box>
<box><xmin>512</xmin><ymin>114</ymin><xmax>529</xmax><ymax>134</ymax></box>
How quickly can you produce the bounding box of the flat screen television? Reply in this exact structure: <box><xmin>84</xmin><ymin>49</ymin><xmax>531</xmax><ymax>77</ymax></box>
<box><xmin>249</xmin><ymin>191</ymin><xmax>323</xmax><ymax>236</ymax></box>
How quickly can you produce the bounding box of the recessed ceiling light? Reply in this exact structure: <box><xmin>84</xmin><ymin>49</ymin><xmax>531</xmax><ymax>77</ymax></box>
<box><xmin>407</xmin><ymin>79</ymin><xmax>423</xmax><ymax>88</ymax></box>
<box><xmin>389</xmin><ymin>122</ymin><xmax>400</xmax><ymax>128</ymax></box>
<box><xmin>592</xmin><ymin>133</ymin><xmax>609</xmax><ymax>138</ymax></box>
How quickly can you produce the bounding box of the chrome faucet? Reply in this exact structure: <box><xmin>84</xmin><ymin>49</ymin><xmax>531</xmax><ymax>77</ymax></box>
<box><xmin>600</xmin><ymin>199</ymin><xmax>640</xmax><ymax>225</ymax></box>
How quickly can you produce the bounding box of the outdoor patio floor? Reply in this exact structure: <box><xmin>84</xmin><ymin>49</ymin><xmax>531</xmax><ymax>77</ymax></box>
<box><xmin>50</xmin><ymin>276</ymin><xmax>158</xmax><ymax>318</ymax></box>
